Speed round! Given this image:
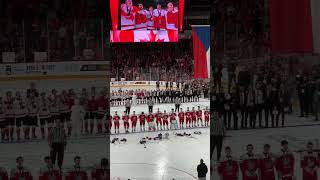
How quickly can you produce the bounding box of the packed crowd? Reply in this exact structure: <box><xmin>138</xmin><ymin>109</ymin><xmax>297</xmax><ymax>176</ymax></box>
<box><xmin>0</xmin><ymin>0</ymin><xmax>106</xmax><ymax>63</ymax></box>
<box><xmin>213</xmin><ymin>0</ymin><xmax>270</xmax><ymax>59</ymax></box>
<box><xmin>110</xmin><ymin>106</ymin><xmax>210</xmax><ymax>134</ymax></box>
<box><xmin>215</xmin><ymin>140</ymin><xmax>319</xmax><ymax>180</ymax></box>
<box><xmin>0</xmin><ymin>156</ymin><xmax>109</xmax><ymax>180</ymax></box>
<box><xmin>0</xmin><ymin>84</ymin><xmax>108</xmax><ymax>142</ymax></box>
<box><xmin>110</xmin><ymin>40</ymin><xmax>194</xmax><ymax>81</ymax></box>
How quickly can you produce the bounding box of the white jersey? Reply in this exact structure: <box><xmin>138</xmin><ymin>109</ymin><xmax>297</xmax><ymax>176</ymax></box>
<box><xmin>4</xmin><ymin>97</ymin><xmax>14</xmax><ymax>118</ymax></box>
<box><xmin>38</xmin><ymin>97</ymin><xmax>51</xmax><ymax>119</ymax></box>
<box><xmin>71</xmin><ymin>105</ymin><xmax>85</xmax><ymax>122</ymax></box>
<box><xmin>49</xmin><ymin>95</ymin><xmax>60</xmax><ymax>115</ymax></box>
<box><xmin>146</xmin><ymin>10</ymin><xmax>155</xmax><ymax>29</ymax></box>
<box><xmin>120</xmin><ymin>4</ymin><xmax>136</xmax><ymax>30</ymax></box>
<box><xmin>27</xmin><ymin>97</ymin><xmax>39</xmax><ymax>117</ymax></box>
<box><xmin>14</xmin><ymin>98</ymin><xmax>28</xmax><ymax>118</ymax></box>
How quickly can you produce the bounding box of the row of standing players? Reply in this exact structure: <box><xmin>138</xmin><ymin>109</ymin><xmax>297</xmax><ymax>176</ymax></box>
<box><xmin>211</xmin><ymin>84</ymin><xmax>289</xmax><ymax>130</ymax></box>
<box><xmin>0</xmin><ymin>89</ymin><xmax>109</xmax><ymax>142</ymax></box>
<box><xmin>0</xmin><ymin>156</ymin><xmax>108</xmax><ymax>180</ymax></box>
<box><xmin>110</xmin><ymin>106</ymin><xmax>210</xmax><ymax>134</ymax></box>
<box><xmin>217</xmin><ymin>140</ymin><xmax>319</xmax><ymax>180</ymax></box>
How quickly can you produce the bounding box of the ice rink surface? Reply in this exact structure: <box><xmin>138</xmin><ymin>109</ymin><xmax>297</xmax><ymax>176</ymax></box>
<box><xmin>110</xmin><ymin>99</ymin><xmax>210</xmax><ymax>180</ymax></box>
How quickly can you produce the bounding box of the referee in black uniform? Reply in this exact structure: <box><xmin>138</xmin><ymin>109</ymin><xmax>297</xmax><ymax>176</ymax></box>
<box><xmin>48</xmin><ymin>119</ymin><xmax>67</xmax><ymax>169</ymax></box>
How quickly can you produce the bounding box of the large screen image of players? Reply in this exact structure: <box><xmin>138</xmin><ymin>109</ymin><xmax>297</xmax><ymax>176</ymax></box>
<box><xmin>110</xmin><ymin>0</ymin><xmax>183</xmax><ymax>42</ymax></box>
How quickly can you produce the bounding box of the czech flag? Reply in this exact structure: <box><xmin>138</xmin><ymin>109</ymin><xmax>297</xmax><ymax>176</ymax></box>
<box><xmin>192</xmin><ymin>25</ymin><xmax>210</xmax><ymax>79</ymax></box>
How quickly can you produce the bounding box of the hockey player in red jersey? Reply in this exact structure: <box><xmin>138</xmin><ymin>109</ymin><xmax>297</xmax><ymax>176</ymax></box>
<box><xmin>65</xmin><ymin>156</ymin><xmax>88</xmax><ymax>180</ymax></box>
<box><xmin>300</xmin><ymin>142</ymin><xmax>319</xmax><ymax>180</ymax></box>
<box><xmin>153</xmin><ymin>4</ymin><xmax>166</xmax><ymax>30</ymax></box>
<box><xmin>204</xmin><ymin>107</ymin><xmax>210</xmax><ymax>126</ymax></box>
<box><xmin>218</xmin><ymin>146</ymin><xmax>239</xmax><ymax>180</ymax></box>
<box><xmin>259</xmin><ymin>144</ymin><xmax>276</xmax><ymax>180</ymax></box>
<box><xmin>91</xmin><ymin>158</ymin><xmax>109</xmax><ymax>180</ymax></box>
<box><xmin>122</xmin><ymin>111</ymin><xmax>130</xmax><ymax>133</ymax></box>
<box><xmin>97</xmin><ymin>91</ymin><xmax>108</xmax><ymax>134</ymax></box>
<box><xmin>0</xmin><ymin>166</ymin><xmax>8</xmax><ymax>180</ymax></box>
<box><xmin>239</xmin><ymin>144</ymin><xmax>259</xmax><ymax>180</ymax></box>
<box><xmin>191</xmin><ymin>107</ymin><xmax>197</xmax><ymax>127</ymax></box>
<box><xmin>155</xmin><ymin>108</ymin><xmax>163</xmax><ymax>130</ymax></box>
<box><xmin>196</xmin><ymin>106</ymin><xmax>203</xmax><ymax>127</ymax></box>
<box><xmin>185</xmin><ymin>107</ymin><xmax>191</xmax><ymax>128</ymax></box>
<box><xmin>147</xmin><ymin>112</ymin><xmax>155</xmax><ymax>131</ymax></box>
<box><xmin>131</xmin><ymin>111</ymin><xmax>138</xmax><ymax>132</ymax></box>
<box><xmin>275</xmin><ymin>140</ymin><xmax>295</xmax><ymax>180</ymax></box>
<box><xmin>113</xmin><ymin>111</ymin><xmax>120</xmax><ymax>134</ymax></box>
<box><xmin>139</xmin><ymin>112</ymin><xmax>146</xmax><ymax>132</ymax></box>
<box><xmin>165</xmin><ymin>2</ymin><xmax>178</xmax><ymax>30</ymax></box>
<box><xmin>170</xmin><ymin>109</ymin><xmax>177</xmax><ymax>130</ymax></box>
<box><xmin>10</xmin><ymin>156</ymin><xmax>33</xmax><ymax>180</ymax></box>
<box><xmin>162</xmin><ymin>110</ymin><xmax>169</xmax><ymax>130</ymax></box>
<box><xmin>135</xmin><ymin>3</ymin><xmax>148</xmax><ymax>30</ymax></box>
<box><xmin>178</xmin><ymin>108</ymin><xmax>185</xmax><ymax>129</ymax></box>
<box><xmin>39</xmin><ymin>156</ymin><xmax>62</xmax><ymax>180</ymax></box>
<box><xmin>120</xmin><ymin>0</ymin><xmax>138</xmax><ymax>30</ymax></box>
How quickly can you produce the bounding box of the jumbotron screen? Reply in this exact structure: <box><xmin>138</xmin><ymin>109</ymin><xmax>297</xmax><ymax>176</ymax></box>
<box><xmin>110</xmin><ymin>0</ymin><xmax>184</xmax><ymax>42</ymax></box>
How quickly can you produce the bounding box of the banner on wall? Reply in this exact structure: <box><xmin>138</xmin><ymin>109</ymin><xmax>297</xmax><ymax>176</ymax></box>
<box><xmin>0</xmin><ymin>61</ymin><xmax>109</xmax><ymax>77</ymax></box>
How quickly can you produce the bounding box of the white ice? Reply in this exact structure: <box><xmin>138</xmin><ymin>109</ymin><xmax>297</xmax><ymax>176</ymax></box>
<box><xmin>110</xmin><ymin>99</ymin><xmax>210</xmax><ymax>180</ymax></box>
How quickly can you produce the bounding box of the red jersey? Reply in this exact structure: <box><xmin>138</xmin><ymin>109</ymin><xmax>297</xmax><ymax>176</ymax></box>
<box><xmin>122</xmin><ymin>115</ymin><xmax>129</xmax><ymax>122</ymax></box>
<box><xmin>163</xmin><ymin>114</ymin><xmax>169</xmax><ymax>121</ymax></box>
<box><xmin>239</xmin><ymin>154</ymin><xmax>259</xmax><ymax>180</ymax></box>
<box><xmin>139</xmin><ymin>114</ymin><xmax>146</xmax><ymax>121</ymax></box>
<box><xmin>10</xmin><ymin>167</ymin><xmax>33</xmax><ymax>180</ymax></box>
<box><xmin>178</xmin><ymin>112</ymin><xmax>184</xmax><ymax>119</ymax></box>
<box><xmin>169</xmin><ymin>112</ymin><xmax>176</xmax><ymax>120</ymax></box>
<box><xmin>113</xmin><ymin>115</ymin><xmax>120</xmax><ymax>122</ymax></box>
<box><xmin>196</xmin><ymin>110</ymin><xmax>202</xmax><ymax>117</ymax></box>
<box><xmin>218</xmin><ymin>156</ymin><xmax>239</xmax><ymax>180</ymax></box>
<box><xmin>39</xmin><ymin>170</ymin><xmax>62</xmax><ymax>180</ymax></box>
<box><xmin>259</xmin><ymin>153</ymin><xmax>276</xmax><ymax>180</ymax></box>
<box><xmin>204</xmin><ymin>110</ymin><xmax>210</xmax><ymax>119</ymax></box>
<box><xmin>191</xmin><ymin>111</ymin><xmax>197</xmax><ymax>119</ymax></box>
<box><xmin>301</xmin><ymin>151</ymin><xmax>319</xmax><ymax>180</ymax></box>
<box><xmin>275</xmin><ymin>151</ymin><xmax>295</xmax><ymax>179</ymax></box>
<box><xmin>0</xmin><ymin>168</ymin><xmax>8</xmax><ymax>180</ymax></box>
<box><xmin>147</xmin><ymin>114</ymin><xmax>154</xmax><ymax>122</ymax></box>
<box><xmin>65</xmin><ymin>167</ymin><xmax>88</xmax><ymax>180</ymax></box>
<box><xmin>131</xmin><ymin>115</ymin><xmax>137</xmax><ymax>122</ymax></box>
<box><xmin>91</xmin><ymin>168</ymin><xmax>109</xmax><ymax>180</ymax></box>
<box><xmin>185</xmin><ymin>111</ymin><xmax>191</xmax><ymax>119</ymax></box>
<box><xmin>155</xmin><ymin>112</ymin><xmax>162</xmax><ymax>120</ymax></box>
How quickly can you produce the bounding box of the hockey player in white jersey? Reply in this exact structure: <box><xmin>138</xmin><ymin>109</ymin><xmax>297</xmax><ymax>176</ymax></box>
<box><xmin>70</xmin><ymin>99</ymin><xmax>85</xmax><ymax>141</ymax></box>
